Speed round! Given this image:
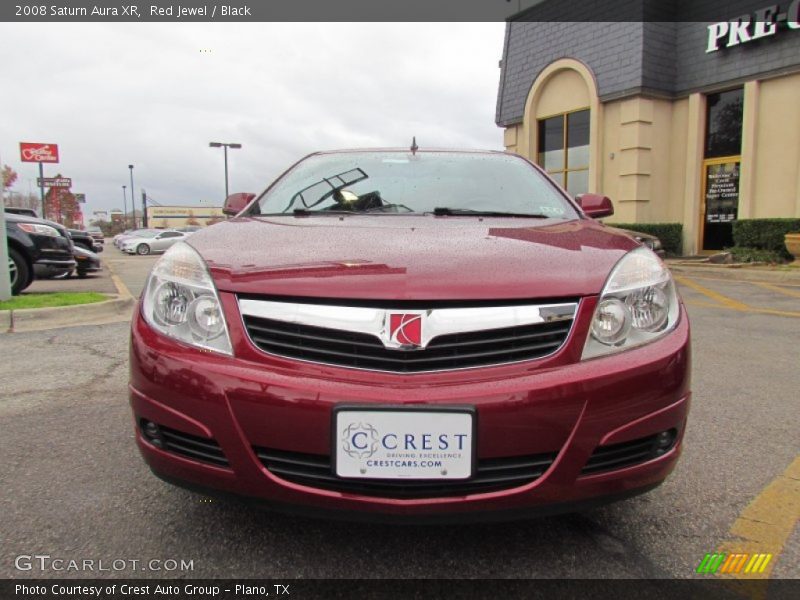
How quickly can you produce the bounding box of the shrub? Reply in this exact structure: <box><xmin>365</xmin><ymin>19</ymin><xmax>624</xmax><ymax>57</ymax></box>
<box><xmin>725</xmin><ymin>246</ymin><xmax>787</xmax><ymax>264</ymax></box>
<box><xmin>609</xmin><ymin>223</ymin><xmax>683</xmax><ymax>256</ymax></box>
<box><xmin>732</xmin><ymin>219</ymin><xmax>800</xmax><ymax>259</ymax></box>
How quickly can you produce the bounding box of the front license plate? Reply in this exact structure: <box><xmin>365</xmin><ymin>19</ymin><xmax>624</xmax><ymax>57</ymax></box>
<box><xmin>333</xmin><ymin>406</ymin><xmax>475</xmax><ymax>480</ymax></box>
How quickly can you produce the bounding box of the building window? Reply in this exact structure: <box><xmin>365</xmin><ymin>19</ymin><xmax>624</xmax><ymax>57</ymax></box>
<box><xmin>705</xmin><ymin>88</ymin><xmax>744</xmax><ymax>159</ymax></box>
<box><xmin>537</xmin><ymin>109</ymin><xmax>590</xmax><ymax>195</ymax></box>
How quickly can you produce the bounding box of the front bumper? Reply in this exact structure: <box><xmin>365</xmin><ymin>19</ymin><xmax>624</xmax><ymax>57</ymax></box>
<box><xmin>33</xmin><ymin>258</ymin><xmax>77</xmax><ymax>277</ymax></box>
<box><xmin>129</xmin><ymin>295</ymin><xmax>690</xmax><ymax>521</ymax></box>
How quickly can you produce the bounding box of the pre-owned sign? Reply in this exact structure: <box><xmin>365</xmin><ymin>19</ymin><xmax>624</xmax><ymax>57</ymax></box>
<box><xmin>19</xmin><ymin>142</ymin><xmax>60</xmax><ymax>163</ymax></box>
<box><xmin>706</xmin><ymin>0</ymin><xmax>800</xmax><ymax>52</ymax></box>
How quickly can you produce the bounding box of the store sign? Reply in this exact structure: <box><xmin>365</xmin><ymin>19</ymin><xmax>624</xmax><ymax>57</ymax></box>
<box><xmin>20</xmin><ymin>142</ymin><xmax>59</xmax><ymax>163</ymax></box>
<box><xmin>37</xmin><ymin>177</ymin><xmax>72</xmax><ymax>188</ymax></box>
<box><xmin>706</xmin><ymin>0</ymin><xmax>800</xmax><ymax>52</ymax></box>
<box><xmin>704</xmin><ymin>162</ymin><xmax>740</xmax><ymax>223</ymax></box>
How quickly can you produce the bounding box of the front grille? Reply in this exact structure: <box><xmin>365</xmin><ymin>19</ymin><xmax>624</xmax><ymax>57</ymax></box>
<box><xmin>140</xmin><ymin>420</ymin><xmax>229</xmax><ymax>468</ymax></box>
<box><xmin>254</xmin><ymin>447</ymin><xmax>556</xmax><ymax>498</ymax></box>
<box><xmin>581</xmin><ymin>430</ymin><xmax>677</xmax><ymax>475</ymax></box>
<box><xmin>242</xmin><ymin>316</ymin><xmax>572</xmax><ymax>372</ymax></box>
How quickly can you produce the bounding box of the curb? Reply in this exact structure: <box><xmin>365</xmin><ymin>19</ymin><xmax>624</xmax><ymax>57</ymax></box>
<box><xmin>667</xmin><ymin>262</ymin><xmax>800</xmax><ymax>284</ymax></box>
<box><xmin>4</xmin><ymin>295</ymin><xmax>136</xmax><ymax>332</ymax></box>
<box><xmin>1</xmin><ymin>257</ymin><xmax>137</xmax><ymax>333</ymax></box>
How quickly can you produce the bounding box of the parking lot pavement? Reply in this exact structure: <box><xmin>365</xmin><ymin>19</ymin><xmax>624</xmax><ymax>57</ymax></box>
<box><xmin>1</xmin><ymin>270</ymin><xmax>797</xmax><ymax>580</ymax></box>
<box><xmin>103</xmin><ymin>245</ymin><xmax>158</xmax><ymax>297</ymax></box>
<box><xmin>24</xmin><ymin>264</ymin><xmax>118</xmax><ymax>295</ymax></box>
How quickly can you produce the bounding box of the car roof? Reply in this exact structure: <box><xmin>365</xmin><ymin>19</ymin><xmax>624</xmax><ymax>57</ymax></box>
<box><xmin>309</xmin><ymin>148</ymin><xmax>507</xmax><ymax>157</ymax></box>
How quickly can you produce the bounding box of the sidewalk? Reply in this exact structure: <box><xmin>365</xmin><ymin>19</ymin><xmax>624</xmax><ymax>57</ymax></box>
<box><xmin>666</xmin><ymin>259</ymin><xmax>800</xmax><ymax>284</ymax></box>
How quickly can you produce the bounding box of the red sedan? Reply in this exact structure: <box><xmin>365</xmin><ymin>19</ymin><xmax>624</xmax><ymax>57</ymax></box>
<box><xmin>129</xmin><ymin>149</ymin><xmax>690</xmax><ymax>521</ymax></box>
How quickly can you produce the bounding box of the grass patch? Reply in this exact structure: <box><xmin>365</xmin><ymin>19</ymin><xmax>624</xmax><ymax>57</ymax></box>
<box><xmin>0</xmin><ymin>292</ymin><xmax>108</xmax><ymax>311</ymax></box>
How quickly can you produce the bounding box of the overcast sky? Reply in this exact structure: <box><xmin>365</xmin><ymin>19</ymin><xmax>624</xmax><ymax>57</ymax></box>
<box><xmin>0</xmin><ymin>22</ymin><xmax>506</xmax><ymax>218</ymax></box>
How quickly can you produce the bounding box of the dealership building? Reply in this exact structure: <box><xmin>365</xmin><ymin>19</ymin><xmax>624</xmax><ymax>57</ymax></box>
<box><xmin>147</xmin><ymin>205</ymin><xmax>225</xmax><ymax>229</ymax></box>
<box><xmin>496</xmin><ymin>2</ymin><xmax>800</xmax><ymax>254</ymax></box>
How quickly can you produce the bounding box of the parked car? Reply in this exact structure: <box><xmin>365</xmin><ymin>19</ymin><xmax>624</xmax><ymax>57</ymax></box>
<box><xmin>4</xmin><ymin>207</ymin><xmax>39</xmax><ymax>218</ymax></box>
<box><xmin>115</xmin><ymin>228</ymin><xmax>157</xmax><ymax>249</ymax></box>
<box><xmin>5</xmin><ymin>212</ymin><xmax>75</xmax><ymax>294</ymax></box>
<box><xmin>47</xmin><ymin>245</ymin><xmax>102</xmax><ymax>280</ymax></box>
<box><xmin>120</xmin><ymin>230</ymin><xmax>188</xmax><ymax>255</ymax></box>
<box><xmin>87</xmin><ymin>227</ymin><xmax>105</xmax><ymax>245</ymax></box>
<box><xmin>129</xmin><ymin>149</ymin><xmax>690</xmax><ymax>522</ymax></box>
<box><xmin>608</xmin><ymin>226</ymin><xmax>666</xmax><ymax>258</ymax></box>
<box><xmin>68</xmin><ymin>228</ymin><xmax>103</xmax><ymax>254</ymax></box>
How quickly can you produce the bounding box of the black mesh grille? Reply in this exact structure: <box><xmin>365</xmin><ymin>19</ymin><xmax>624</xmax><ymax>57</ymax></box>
<box><xmin>254</xmin><ymin>447</ymin><xmax>556</xmax><ymax>498</ymax></box>
<box><xmin>141</xmin><ymin>420</ymin><xmax>229</xmax><ymax>468</ymax></box>
<box><xmin>581</xmin><ymin>430</ymin><xmax>677</xmax><ymax>475</ymax></box>
<box><xmin>242</xmin><ymin>315</ymin><xmax>572</xmax><ymax>372</ymax></box>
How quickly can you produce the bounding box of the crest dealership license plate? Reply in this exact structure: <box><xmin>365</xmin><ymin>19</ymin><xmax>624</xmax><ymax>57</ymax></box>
<box><xmin>333</xmin><ymin>406</ymin><xmax>475</xmax><ymax>480</ymax></box>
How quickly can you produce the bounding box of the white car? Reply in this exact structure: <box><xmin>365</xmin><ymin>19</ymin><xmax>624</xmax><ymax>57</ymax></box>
<box><xmin>121</xmin><ymin>230</ymin><xmax>189</xmax><ymax>255</ymax></box>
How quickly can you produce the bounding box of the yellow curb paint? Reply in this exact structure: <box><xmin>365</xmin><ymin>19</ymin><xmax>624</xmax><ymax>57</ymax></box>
<box><xmin>105</xmin><ymin>261</ymin><xmax>133</xmax><ymax>299</ymax></box>
<box><xmin>751</xmin><ymin>281</ymin><xmax>800</xmax><ymax>299</ymax></box>
<box><xmin>716</xmin><ymin>456</ymin><xmax>800</xmax><ymax>581</ymax></box>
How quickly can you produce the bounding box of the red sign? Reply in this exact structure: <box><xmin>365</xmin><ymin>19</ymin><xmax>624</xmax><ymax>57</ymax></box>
<box><xmin>20</xmin><ymin>142</ymin><xmax>59</xmax><ymax>163</ymax></box>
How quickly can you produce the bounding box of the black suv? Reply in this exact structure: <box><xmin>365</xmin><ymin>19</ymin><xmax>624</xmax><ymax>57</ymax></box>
<box><xmin>5</xmin><ymin>213</ymin><xmax>76</xmax><ymax>294</ymax></box>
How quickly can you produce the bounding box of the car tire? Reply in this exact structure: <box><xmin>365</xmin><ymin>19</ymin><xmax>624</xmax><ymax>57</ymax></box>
<box><xmin>136</xmin><ymin>244</ymin><xmax>151</xmax><ymax>255</ymax></box>
<box><xmin>77</xmin><ymin>271</ymin><xmax>88</xmax><ymax>279</ymax></box>
<box><xmin>8</xmin><ymin>248</ymin><xmax>30</xmax><ymax>296</ymax></box>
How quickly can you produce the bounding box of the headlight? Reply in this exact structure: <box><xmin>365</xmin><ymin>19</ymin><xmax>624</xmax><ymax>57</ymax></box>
<box><xmin>18</xmin><ymin>223</ymin><xmax>60</xmax><ymax>237</ymax></box>
<box><xmin>142</xmin><ymin>242</ymin><xmax>232</xmax><ymax>355</ymax></box>
<box><xmin>582</xmin><ymin>247</ymin><xmax>679</xmax><ymax>360</ymax></box>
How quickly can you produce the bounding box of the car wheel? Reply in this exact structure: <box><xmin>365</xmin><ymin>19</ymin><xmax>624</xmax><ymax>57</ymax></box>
<box><xmin>77</xmin><ymin>270</ymin><xmax>88</xmax><ymax>279</ymax></box>
<box><xmin>136</xmin><ymin>244</ymin><xmax>151</xmax><ymax>255</ymax></box>
<box><xmin>8</xmin><ymin>248</ymin><xmax>31</xmax><ymax>296</ymax></box>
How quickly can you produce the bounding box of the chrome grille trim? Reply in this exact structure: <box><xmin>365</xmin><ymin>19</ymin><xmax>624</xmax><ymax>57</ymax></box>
<box><xmin>238</xmin><ymin>298</ymin><xmax>576</xmax><ymax>348</ymax></box>
<box><xmin>238</xmin><ymin>298</ymin><xmax>577</xmax><ymax>373</ymax></box>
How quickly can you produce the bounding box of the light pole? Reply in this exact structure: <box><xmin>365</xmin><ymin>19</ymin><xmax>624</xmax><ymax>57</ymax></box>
<box><xmin>209</xmin><ymin>142</ymin><xmax>242</xmax><ymax>199</ymax></box>
<box><xmin>122</xmin><ymin>185</ymin><xmax>128</xmax><ymax>229</ymax></box>
<box><xmin>128</xmin><ymin>164</ymin><xmax>136</xmax><ymax>228</ymax></box>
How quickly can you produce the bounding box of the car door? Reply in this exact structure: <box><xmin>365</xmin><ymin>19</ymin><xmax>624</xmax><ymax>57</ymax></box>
<box><xmin>152</xmin><ymin>231</ymin><xmax>185</xmax><ymax>252</ymax></box>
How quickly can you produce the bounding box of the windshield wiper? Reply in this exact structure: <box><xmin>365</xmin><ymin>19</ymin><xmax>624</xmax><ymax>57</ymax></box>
<box><xmin>431</xmin><ymin>207</ymin><xmax>550</xmax><ymax>218</ymax></box>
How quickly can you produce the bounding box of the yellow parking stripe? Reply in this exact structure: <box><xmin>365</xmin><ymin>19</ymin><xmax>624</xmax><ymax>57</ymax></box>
<box><xmin>675</xmin><ymin>276</ymin><xmax>750</xmax><ymax>310</ymax></box>
<box><xmin>716</xmin><ymin>456</ymin><xmax>800</xmax><ymax>580</ymax></box>
<box><xmin>751</xmin><ymin>281</ymin><xmax>800</xmax><ymax>299</ymax></box>
<box><xmin>676</xmin><ymin>276</ymin><xmax>800</xmax><ymax>318</ymax></box>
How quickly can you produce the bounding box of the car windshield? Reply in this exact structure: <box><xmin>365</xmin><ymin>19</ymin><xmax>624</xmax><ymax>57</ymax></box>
<box><xmin>253</xmin><ymin>151</ymin><xmax>578</xmax><ymax>218</ymax></box>
<box><xmin>131</xmin><ymin>230</ymin><xmax>159</xmax><ymax>238</ymax></box>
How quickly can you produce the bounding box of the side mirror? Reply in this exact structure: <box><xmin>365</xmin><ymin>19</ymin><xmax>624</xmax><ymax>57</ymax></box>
<box><xmin>222</xmin><ymin>193</ymin><xmax>256</xmax><ymax>216</ymax></box>
<box><xmin>576</xmin><ymin>193</ymin><xmax>614</xmax><ymax>219</ymax></box>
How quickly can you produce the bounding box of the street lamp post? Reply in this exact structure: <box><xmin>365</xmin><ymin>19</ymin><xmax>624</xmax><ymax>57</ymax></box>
<box><xmin>122</xmin><ymin>185</ymin><xmax>128</xmax><ymax>229</ymax></box>
<box><xmin>128</xmin><ymin>164</ymin><xmax>136</xmax><ymax>229</ymax></box>
<box><xmin>209</xmin><ymin>142</ymin><xmax>242</xmax><ymax>199</ymax></box>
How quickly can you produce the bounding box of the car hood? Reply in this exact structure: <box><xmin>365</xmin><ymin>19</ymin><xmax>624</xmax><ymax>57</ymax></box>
<box><xmin>187</xmin><ymin>216</ymin><xmax>640</xmax><ymax>301</ymax></box>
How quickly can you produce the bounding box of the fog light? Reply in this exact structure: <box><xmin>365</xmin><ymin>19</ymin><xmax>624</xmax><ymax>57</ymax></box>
<box><xmin>655</xmin><ymin>429</ymin><xmax>676</xmax><ymax>454</ymax></box>
<box><xmin>142</xmin><ymin>420</ymin><xmax>164</xmax><ymax>448</ymax></box>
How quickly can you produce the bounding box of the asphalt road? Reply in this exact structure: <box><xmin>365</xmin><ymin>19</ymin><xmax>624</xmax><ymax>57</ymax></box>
<box><xmin>1</xmin><ymin>252</ymin><xmax>798</xmax><ymax>580</ymax></box>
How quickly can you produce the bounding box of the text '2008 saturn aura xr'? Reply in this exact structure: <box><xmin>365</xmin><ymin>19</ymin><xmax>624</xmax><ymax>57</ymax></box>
<box><xmin>129</xmin><ymin>148</ymin><xmax>690</xmax><ymax>522</ymax></box>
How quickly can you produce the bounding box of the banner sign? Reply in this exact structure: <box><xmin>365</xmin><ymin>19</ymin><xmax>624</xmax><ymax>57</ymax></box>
<box><xmin>20</xmin><ymin>142</ymin><xmax>59</xmax><ymax>163</ymax></box>
<box><xmin>37</xmin><ymin>177</ymin><xmax>72</xmax><ymax>188</ymax></box>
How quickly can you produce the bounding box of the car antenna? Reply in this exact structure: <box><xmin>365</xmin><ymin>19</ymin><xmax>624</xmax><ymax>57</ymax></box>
<box><xmin>410</xmin><ymin>136</ymin><xmax>418</xmax><ymax>155</ymax></box>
